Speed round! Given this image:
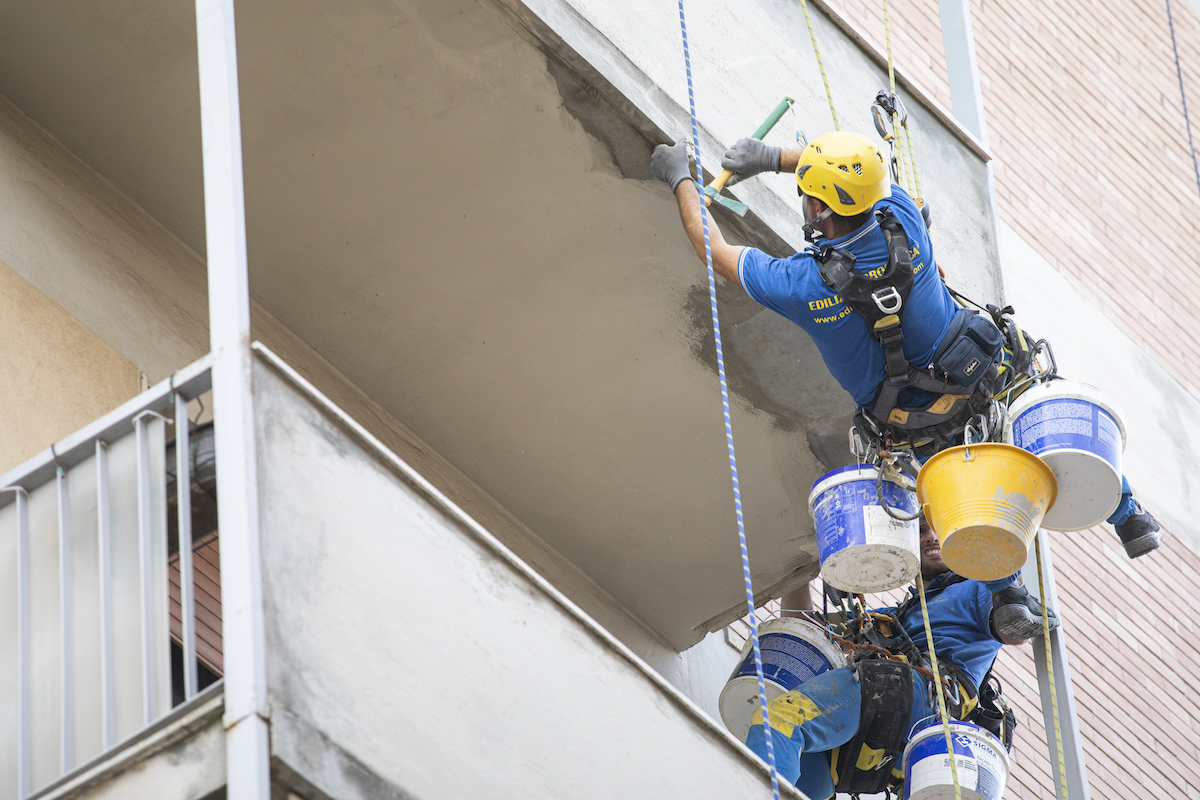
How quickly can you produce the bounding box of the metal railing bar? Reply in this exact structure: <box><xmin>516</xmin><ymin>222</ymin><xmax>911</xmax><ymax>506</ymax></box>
<box><xmin>0</xmin><ymin>354</ymin><xmax>213</xmax><ymax>511</ymax></box>
<box><xmin>96</xmin><ymin>440</ymin><xmax>116</xmax><ymax>750</ymax></box>
<box><xmin>25</xmin><ymin>680</ymin><xmax>224</xmax><ymax>800</ymax></box>
<box><xmin>175</xmin><ymin>392</ymin><xmax>198</xmax><ymax>700</ymax></box>
<box><xmin>4</xmin><ymin>485</ymin><xmax>33</xmax><ymax>798</ymax></box>
<box><xmin>134</xmin><ymin>411</ymin><xmax>168</xmax><ymax>727</ymax></box>
<box><xmin>56</xmin><ymin>462</ymin><xmax>74</xmax><ymax>774</ymax></box>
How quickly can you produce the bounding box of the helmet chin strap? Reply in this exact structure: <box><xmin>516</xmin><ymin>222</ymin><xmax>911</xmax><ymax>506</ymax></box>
<box><xmin>803</xmin><ymin>206</ymin><xmax>835</xmax><ymax>242</ymax></box>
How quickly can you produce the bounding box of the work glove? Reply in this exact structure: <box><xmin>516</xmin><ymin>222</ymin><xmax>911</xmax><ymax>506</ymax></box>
<box><xmin>721</xmin><ymin>137</ymin><xmax>781</xmax><ymax>185</ymax></box>
<box><xmin>650</xmin><ymin>142</ymin><xmax>694</xmax><ymax>191</ymax></box>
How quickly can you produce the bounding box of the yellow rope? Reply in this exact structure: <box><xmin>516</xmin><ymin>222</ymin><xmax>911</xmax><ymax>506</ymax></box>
<box><xmin>798</xmin><ymin>0</ymin><xmax>840</xmax><ymax>131</ymax></box>
<box><xmin>1035</xmin><ymin>533</ymin><xmax>1070</xmax><ymax>800</ymax></box>
<box><xmin>917</xmin><ymin>574</ymin><xmax>962</xmax><ymax>800</ymax></box>
<box><xmin>899</xmin><ymin>116</ymin><xmax>923</xmax><ymax>199</ymax></box>
<box><xmin>880</xmin><ymin>0</ymin><xmax>910</xmax><ymax>193</ymax></box>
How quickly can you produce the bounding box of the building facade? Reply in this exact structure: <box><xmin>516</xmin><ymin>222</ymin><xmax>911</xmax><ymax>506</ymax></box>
<box><xmin>0</xmin><ymin>0</ymin><xmax>1195</xmax><ymax>798</ymax></box>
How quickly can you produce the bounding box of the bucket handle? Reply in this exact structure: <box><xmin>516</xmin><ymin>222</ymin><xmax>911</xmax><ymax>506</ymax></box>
<box><xmin>907</xmin><ymin>714</ymin><xmax>941</xmax><ymax>741</ymax></box>
<box><xmin>876</xmin><ymin>467</ymin><xmax>922</xmax><ymax>521</ymax></box>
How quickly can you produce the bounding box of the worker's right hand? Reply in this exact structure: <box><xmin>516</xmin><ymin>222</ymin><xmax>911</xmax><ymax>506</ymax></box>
<box><xmin>721</xmin><ymin>137</ymin><xmax>782</xmax><ymax>185</ymax></box>
<box><xmin>650</xmin><ymin>142</ymin><xmax>694</xmax><ymax>191</ymax></box>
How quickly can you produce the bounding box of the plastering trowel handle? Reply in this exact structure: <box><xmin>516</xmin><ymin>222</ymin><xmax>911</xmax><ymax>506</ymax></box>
<box><xmin>750</xmin><ymin>96</ymin><xmax>796</xmax><ymax>141</ymax></box>
<box><xmin>706</xmin><ymin>96</ymin><xmax>796</xmax><ymax>201</ymax></box>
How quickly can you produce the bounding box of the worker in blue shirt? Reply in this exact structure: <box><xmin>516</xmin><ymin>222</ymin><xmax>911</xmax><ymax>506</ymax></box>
<box><xmin>742</xmin><ymin>519</ymin><xmax>1036</xmax><ymax>797</ymax></box>
<box><xmin>648</xmin><ymin>131</ymin><xmax>1161</xmax><ymax>559</ymax></box>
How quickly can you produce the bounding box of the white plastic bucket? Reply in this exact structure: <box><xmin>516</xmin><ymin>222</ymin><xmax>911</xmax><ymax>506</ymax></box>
<box><xmin>808</xmin><ymin>465</ymin><xmax>921</xmax><ymax>592</ymax></box>
<box><xmin>903</xmin><ymin>720</ymin><xmax>1010</xmax><ymax>800</ymax></box>
<box><xmin>1005</xmin><ymin>380</ymin><xmax>1125</xmax><ymax>531</ymax></box>
<box><xmin>718</xmin><ymin>617</ymin><xmax>847</xmax><ymax>741</ymax></box>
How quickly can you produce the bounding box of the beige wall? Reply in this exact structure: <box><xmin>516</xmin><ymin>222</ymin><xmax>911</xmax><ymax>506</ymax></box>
<box><xmin>0</xmin><ymin>260</ymin><xmax>137</xmax><ymax>474</ymax></box>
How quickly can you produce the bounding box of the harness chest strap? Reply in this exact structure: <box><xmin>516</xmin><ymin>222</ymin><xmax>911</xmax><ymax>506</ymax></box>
<box><xmin>816</xmin><ymin>211</ymin><xmax>1006</xmax><ymax>455</ymax></box>
<box><xmin>815</xmin><ymin>211</ymin><xmax>978</xmax><ymax>426</ymax></box>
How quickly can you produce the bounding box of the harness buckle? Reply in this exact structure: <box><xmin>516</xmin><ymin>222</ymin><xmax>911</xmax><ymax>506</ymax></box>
<box><xmin>872</xmin><ymin>286</ymin><xmax>903</xmax><ymax>314</ymax></box>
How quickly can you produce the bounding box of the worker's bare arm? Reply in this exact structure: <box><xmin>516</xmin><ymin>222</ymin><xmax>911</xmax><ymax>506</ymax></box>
<box><xmin>779</xmin><ymin>147</ymin><xmax>806</xmax><ymax>174</ymax></box>
<box><xmin>673</xmin><ymin>180</ymin><xmax>744</xmax><ymax>285</ymax></box>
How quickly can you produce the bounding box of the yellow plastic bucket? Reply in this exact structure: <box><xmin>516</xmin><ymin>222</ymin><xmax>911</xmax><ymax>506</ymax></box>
<box><xmin>916</xmin><ymin>443</ymin><xmax>1057</xmax><ymax>581</ymax></box>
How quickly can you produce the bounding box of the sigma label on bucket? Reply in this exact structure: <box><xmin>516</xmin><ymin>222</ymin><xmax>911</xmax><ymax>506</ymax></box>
<box><xmin>903</xmin><ymin>720</ymin><xmax>1010</xmax><ymax>800</ymax></box>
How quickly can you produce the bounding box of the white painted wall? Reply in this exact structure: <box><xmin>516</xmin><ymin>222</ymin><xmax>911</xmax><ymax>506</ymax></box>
<box><xmin>1002</xmin><ymin>222</ymin><xmax>1199</xmax><ymax>543</ymax></box>
<box><xmin>253</xmin><ymin>349</ymin><xmax>795</xmax><ymax>799</ymax></box>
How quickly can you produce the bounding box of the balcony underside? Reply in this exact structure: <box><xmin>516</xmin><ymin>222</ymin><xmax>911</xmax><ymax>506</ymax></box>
<box><xmin>0</xmin><ymin>0</ymin><xmax>998</xmax><ymax>648</ymax></box>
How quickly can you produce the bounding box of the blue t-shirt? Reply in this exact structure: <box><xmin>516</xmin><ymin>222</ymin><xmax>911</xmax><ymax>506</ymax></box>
<box><xmin>893</xmin><ymin>574</ymin><xmax>1002</xmax><ymax>691</ymax></box>
<box><xmin>737</xmin><ymin>184</ymin><xmax>959</xmax><ymax>408</ymax></box>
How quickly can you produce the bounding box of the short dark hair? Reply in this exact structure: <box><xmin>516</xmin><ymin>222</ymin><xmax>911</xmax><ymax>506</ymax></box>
<box><xmin>833</xmin><ymin>209</ymin><xmax>873</xmax><ymax>232</ymax></box>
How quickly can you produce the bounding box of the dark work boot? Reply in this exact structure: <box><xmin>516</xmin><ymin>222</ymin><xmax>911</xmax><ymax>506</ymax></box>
<box><xmin>1114</xmin><ymin>502</ymin><xmax>1162</xmax><ymax>559</ymax></box>
<box><xmin>992</xmin><ymin>583</ymin><xmax>1060</xmax><ymax>641</ymax></box>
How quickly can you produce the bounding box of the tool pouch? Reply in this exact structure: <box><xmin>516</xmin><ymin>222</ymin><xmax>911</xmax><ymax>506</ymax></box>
<box><xmin>931</xmin><ymin>307</ymin><xmax>1004</xmax><ymax>387</ymax></box>
<box><xmin>831</xmin><ymin>659</ymin><xmax>913</xmax><ymax>796</ymax></box>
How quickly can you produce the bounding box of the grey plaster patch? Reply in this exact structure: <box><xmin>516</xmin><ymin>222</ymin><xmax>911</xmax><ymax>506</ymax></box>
<box><xmin>272</xmin><ymin>709</ymin><xmax>417</xmax><ymax>800</ymax></box>
<box><xmin>681</xmin><ymin>280</ymin><xmax>856</xmax><ymax>457</ymax></box>
<box><xmin>547</xmin><ymin>58</ymin><xmax>652</xmax><ymax>180</ymax></box>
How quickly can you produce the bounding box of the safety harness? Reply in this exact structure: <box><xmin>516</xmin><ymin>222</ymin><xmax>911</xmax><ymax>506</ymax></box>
<box><xmin>828</xmin><ymin>574</ymin><xmax>1016</xmax><ymax>797</ymax></box>
<box><xmin>814</xmin><ymin>209</ymin><xmax>1005</xmax><ymax>456</ymax></box>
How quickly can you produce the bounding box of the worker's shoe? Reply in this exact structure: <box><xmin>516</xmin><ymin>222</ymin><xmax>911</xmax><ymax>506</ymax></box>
<box><xmin>1114</xmin><ymin>502</ymin><xmax>1162</xmax><ymax>559</ymax></box>
<box><xmin>991</xmin><ymin>583</ymin><xmax>1060</xmax><ymax>641</ymax></box>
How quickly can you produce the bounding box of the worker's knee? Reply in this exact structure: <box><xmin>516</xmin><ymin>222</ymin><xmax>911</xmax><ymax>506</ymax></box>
<box><xmin>751</xmin><ymin>690</ymin><xmax>825</xmax><ymax>738</ymax></box>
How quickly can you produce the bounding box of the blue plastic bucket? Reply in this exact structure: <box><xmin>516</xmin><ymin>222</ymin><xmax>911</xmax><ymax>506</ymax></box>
<box><xmin>903</xmin><ymin>720</ymin><xmax>1009</xmax><ymax>800</ymax></box>
<box><xmin>718</xmin><ymin>617</ymin><xmax>846</xmax><ymax>741</ymax></box>
<box><xmin>807</xmin><ymin>465</ymin><xmax>921</xmax><ymax>592</ymax></box>
<box><xmin>1006</xmin><ymin>380</ymin><xmax>1125</xmax><ymax>531</ymax></box>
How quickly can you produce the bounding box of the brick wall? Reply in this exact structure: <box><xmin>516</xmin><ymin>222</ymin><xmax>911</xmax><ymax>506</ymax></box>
<box><xmin>829</xmin><ymin>0</ymin><xmax>1200</xmax><ymax>401</ymax></box>
<box><xmin>991</xmin><ymin>524</ymin><xmax>1200</xmax><ymax>800</ymax></box>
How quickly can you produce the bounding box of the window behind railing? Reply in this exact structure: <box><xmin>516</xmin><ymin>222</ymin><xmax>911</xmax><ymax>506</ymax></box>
<box><xmin>0</xmin><ymin>357</ymin><xmax>219</xmax><ymax>799</ymax></box>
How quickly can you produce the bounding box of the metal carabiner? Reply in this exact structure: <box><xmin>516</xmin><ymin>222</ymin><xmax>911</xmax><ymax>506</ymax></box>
<box><xmin>849</xmin><ymin>426</ymin><xmax>869</xmax><ymax>465</ymax></box>
<box><xmin>872</xmin><ymin>286</ymin><xmax>903</xmax><ymax>314</ymax></box>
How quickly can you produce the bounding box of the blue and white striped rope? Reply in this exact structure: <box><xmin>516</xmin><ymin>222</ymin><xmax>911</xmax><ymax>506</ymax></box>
<box><xmin>1166</xmin><ymin>0</ymin><xmax>1200</xmax><ymax>205</ymax></box>
<box><xmin>674</xmin><ymin>4</ymin><xmax>781</xmax><ymax>798</ymax></box>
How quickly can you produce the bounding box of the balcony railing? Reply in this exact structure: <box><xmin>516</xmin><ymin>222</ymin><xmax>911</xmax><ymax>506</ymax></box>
<box><xmin>0</xmin><ymin>355</ymin><xmax>220</xmax><ymax>799</ymax></box>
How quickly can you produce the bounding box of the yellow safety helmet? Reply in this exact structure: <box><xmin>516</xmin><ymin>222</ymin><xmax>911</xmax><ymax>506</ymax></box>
<box><xmin>796</xmin><ymin>131</ymin><xmax>890</xmax><ymax>216</ymax></box>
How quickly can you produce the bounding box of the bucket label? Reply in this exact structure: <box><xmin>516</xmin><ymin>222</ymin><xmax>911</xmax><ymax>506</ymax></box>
<box><xmin>732</xmin><ymin>632</ymin><xmax>833</xmax><ymax>688</ymax></box>
<box><xmin>1013</xmin><ymin>398</ymin><xmax>1121</xmax><ymax>469</ymax></box>
<box><xmin>905</xmin><ymin>727</ymin><xmax>1007</xmax><ymax>800</ymax></box>
<box><xmin>862</xmin><ymin>506</ymin><xmax>918</xmax><ymax>548</ymax></box>
<box><xmin>812</xmin><ymin>476</ymin><xmax>918</xmax><ymax>562</ymax></box>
